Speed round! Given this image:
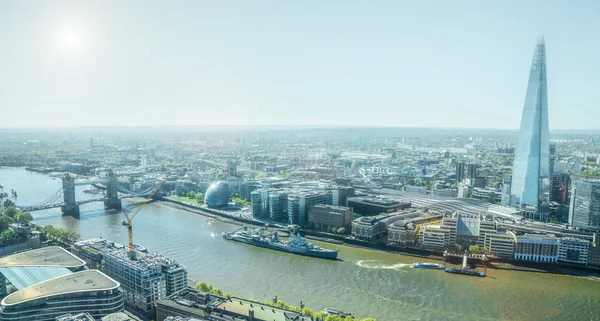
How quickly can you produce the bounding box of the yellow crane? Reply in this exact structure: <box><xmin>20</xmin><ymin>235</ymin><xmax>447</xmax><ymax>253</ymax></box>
<box><xmin>121</xmin><ymin>180</ymin><xmax>164</xmax><ymax>259</ymax></box>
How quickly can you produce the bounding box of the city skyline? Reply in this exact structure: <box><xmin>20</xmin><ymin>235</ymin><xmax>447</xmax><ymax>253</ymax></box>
<box><xmin>1</xmin><ymin>1</ymin><xmax>600</xmax><ymax>129</ymax></box>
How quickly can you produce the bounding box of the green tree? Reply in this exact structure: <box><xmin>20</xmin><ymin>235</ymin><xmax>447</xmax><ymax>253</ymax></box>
<box><xmin>353</xmin><ymin>212</ymin><xmax>362</xmax><ymax>219</ymax></box>
<box><xmin>0</xmin><ymin>229</ymin><xmax>14</xmax><ymax>244</ymax></box>
<box><xmin>326</xmin><ymin>315</ymin><xmax>344</xmax><ymax>321</ymax></box>
<box><xmin>195</xmin><ymin>281</ymin><xmax>212</xmax><ymax>292</ymax></box>
<box><xmin>469</xmin><ymin>245</ymin><xmax>480</xmax><ymax>253</ymax></box>
<box><xmin>301</xmin><ymin>307</ymin><xmax>313</xmax><ymax>317</ymax></box>
<box><xmin>337</xmin><ymin>227</ymin><xmax>346</xmax><ymax>235</ymax></box>
<box><xmin>0</xmin><ymin>215</ymin><xmax>14</xmax><ymax>231</ymax></box>
<box><xmin>455</xmin><ymin>244</ymin><xmax>463</xmax><ymax>252</ymax></box>
<box><xmin>15</xmin><ymin>211</ymin><xmax>33</xmax><ymax>224</ymax></box>
<box><xmin>186</xmin><ymin>191</ymin><xmax>196</xmax><ymax>199</ymax></box>
<box><xmin>195</xmin><ymin>192</ymin><xmax>204</xmax><ymax>203</ymax></box>
<box><xmin>2</xmin><ymin>206</ymin><xmax>18</xmax><ymax>218</ymax></box>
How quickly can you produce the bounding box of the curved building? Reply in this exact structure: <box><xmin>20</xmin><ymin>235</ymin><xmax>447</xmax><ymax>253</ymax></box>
<box><xmin>205</xmin><ymin>181</ymin><xmax>231</xmax><ymax>208</ymax></box>
<box><xmin>0</xmin><ymin>270</ymin><xmax>124</xmax><ymax>321</ymax></box>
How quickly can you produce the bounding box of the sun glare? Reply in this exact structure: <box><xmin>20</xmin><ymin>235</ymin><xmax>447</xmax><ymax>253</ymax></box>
<box><xmin>53</xmin><ymin>23</ymin><xmax>89</xmax><ymax>57</ymax></box>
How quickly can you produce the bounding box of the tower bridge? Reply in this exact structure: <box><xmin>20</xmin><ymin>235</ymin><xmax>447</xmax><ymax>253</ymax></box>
<box><xmin>16</xmin><ymin>170</ymin><xmax>163</xmax><ymax>219</ymax></box>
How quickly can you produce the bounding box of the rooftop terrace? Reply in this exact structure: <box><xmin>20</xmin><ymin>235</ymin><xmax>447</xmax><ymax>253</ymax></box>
<box><xmin>0</xmin><ymin>246</ymin><xmax>86</xmax><ymax>269</ymax></box>
<box><xmin>1</xmin><ymin>270</ymin><xmax>119</xmax><ymax>306</ymax></box>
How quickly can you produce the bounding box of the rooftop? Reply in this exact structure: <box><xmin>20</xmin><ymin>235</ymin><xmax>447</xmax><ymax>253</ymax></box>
<box><xmin>0</xmin><ymin>266</ymin><xmax>72</xmax><ymax>290</ymax></box>
<box><xmin>1</xmin><ymin>270</ymin><xmax>119</xmax><ymax>306</ymax></box>
<box><xmin>0</xmin><ymin>246</ymin><xmax>86</xmax><ymax>269</ymax></box>
<box><xmin>219</xmin><ymin>297</ymin><xmax>300</xmax><ymax>321</ymax></box>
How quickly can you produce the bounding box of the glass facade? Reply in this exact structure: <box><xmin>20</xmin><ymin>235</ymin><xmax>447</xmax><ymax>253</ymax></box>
<box><xmin>509</xmin><ymin>38</ymin><xmax>550</xmax><ymax>219</ymax></box>
<box><xmin>204</xmin><ymin>181</ymin><xmax>231</xmax><ymax>208</ymax></box>
<box><xmin>569</xmin><ymin>179</ymin><xmax>600</xmax><ymax>230</ymax></box>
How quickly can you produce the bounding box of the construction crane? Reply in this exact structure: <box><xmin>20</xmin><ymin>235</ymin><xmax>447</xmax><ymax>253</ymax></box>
<box><xmin>121</xmin><ymin>180</ymin><xmax>164</xmax><ymax>259</ymax></box>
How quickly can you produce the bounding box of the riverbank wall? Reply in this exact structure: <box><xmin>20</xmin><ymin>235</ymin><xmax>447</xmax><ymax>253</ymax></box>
<box><xmin>159</xmin><ymin>197</ymin><xmax>600</xmax><ymax>276</ymax></box>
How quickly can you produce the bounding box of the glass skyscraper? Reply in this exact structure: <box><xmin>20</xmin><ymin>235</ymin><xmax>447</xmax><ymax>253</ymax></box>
<box><xmin>509</xmin><ymin>37</ymin><xmax>550</xmax><ymax>219</ymax></box>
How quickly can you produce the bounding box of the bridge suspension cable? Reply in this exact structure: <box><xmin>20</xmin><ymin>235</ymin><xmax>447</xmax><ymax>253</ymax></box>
<box><xmin>16</xmin><ymin>188</ymin><xmax>64</xmax><ymax>211</ymax></box>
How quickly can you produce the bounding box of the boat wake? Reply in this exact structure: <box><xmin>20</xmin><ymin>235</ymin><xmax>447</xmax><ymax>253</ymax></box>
<box><xmin>355</xmin><ymin>260</ymin><xmax>412</xmax><ymax>270</ymax></box>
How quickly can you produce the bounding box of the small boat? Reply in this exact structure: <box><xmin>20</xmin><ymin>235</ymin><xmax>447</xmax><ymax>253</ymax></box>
<box><xmin>413</xmin><ymin>262</ymin><xmax>445</xmax><ymax>270</ymax></box>
<box><xmin>444</xmin><ymin>267</ymin><xmax>485</xmax><ymax>277</ymax></box>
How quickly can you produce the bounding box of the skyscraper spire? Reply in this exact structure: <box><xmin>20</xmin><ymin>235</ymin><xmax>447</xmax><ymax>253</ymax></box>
<box><xmin>508</xmin><ymin>38</ymin><xmax>551</xmax><ymax>220</ymax></box>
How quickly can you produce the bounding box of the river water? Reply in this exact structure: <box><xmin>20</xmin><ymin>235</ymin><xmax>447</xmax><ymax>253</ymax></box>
<box><xmin>1</xmin><ymin>167</ymin><xmax>599</xmax><ymax>321</ymax></box>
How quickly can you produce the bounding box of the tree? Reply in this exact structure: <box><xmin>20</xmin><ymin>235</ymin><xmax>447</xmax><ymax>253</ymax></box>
<box><xmin>455</xmin><ymin>244</ymin><xmax>463</xmax><ymax>252</ymax></box>
<box><xmin>326</xmin><ymin>315</ymin><xmax>344</xmax><ymax>321</ymax></box>
<box><xmin>3</xmin><ymin>206</ymin><xmax>18</xmax><ymax>218</ymax></box>
<box><xmin>0</xmin><ymin>215</ymin><xmax>14</xmax><ymax>231</ymax></box>
<box><xmin>195</xmin><ymin>192</ymin><xmax>204</xmax><ymax>203</ymax></box>
<box><xmin>15</xmin><ymin>212</ymin><xmax>33</xmax><ymax>224</ymax></box>
<box><xmin>0</xmin><ymin>229</ymin><xmax>14</xmax><ymax>245</ymax></box>
<box><xmin>337</xmin><ymin>227</ymin><xmax>346</xmax><ymax>235</ymax></box>
<box><xmin>469</xmin><ymin>245</ymin><xmax>480</xmax><ymax>253</ymax></box>
<box><xmin>186</xmin><ymin>191</ymin><xmax>196</xmax><ymax>199</ymax></box>
<box><xmin>301</xmin><ymin>307</ymin><xmax>313</xmax><ymax>317</ymax></box>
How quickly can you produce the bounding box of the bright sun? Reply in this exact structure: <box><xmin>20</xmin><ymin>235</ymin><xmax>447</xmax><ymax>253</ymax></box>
<box><xmin>53</xmin><ymin>23</ymin><xmax>89</xmax><ymax>57</ymax></box>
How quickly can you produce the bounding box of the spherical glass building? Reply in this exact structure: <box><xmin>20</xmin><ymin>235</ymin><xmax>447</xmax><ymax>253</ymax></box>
<box><xmin>204</xmin><ymin>181</ymin><xmax>231</xmax><ymax>208</ymax></box>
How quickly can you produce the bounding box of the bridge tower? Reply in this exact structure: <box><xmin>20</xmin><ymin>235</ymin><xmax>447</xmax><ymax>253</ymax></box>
<box><xmin>61</xmin><ymin>174</ymin><xmax>80</xmax><ymax>218</ymax></box>
<box><xmin>104</xmin><ymin>170</ymin><xmax>122</xmax><ymax>211</ymax></box>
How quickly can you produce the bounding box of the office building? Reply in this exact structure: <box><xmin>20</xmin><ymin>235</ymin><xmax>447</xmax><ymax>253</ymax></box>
<box><xmin>509</xmin><ymin>38</ymin><xmax>551</xmax><ymax>219</ymax></box>
<box><xmin>418</xmin><ymin>225</ymin><xmax>451</xmax><ymax>249</ymax></box>
<box><xmin>78</xmin><ymin>243</ymin><xmax>188</xmax><ymax>320</ymax></box>
<box><xmin>252</xmin><ymin>187</ymin><xmax>333</xmax><ymax>225</ymax></box>
<box><xmin>351</xmin><ymin>214</ymin><xmax>406</xmax><ymax>242</ymax></box>
<box><xmin>501</xmin><ymin>174</ymin><xmax>512</xmax><ymax>207</ymax></box>
<box><xmin>551</xmin><ymin>172</ymin><xmax>570</xmax><ymax>204</ymax></box>
<box><xmin>346</xmin><ymin>197</ymin><xmax>410</xmax><ymax>216</ymax></box>
<box><xmin>588</xmin><ymin>244</ymin><xmax>600</xmax><ymax>268</ymax></box>
<box><xmin>466</xmin><ymin>164</ymin><xmax>478</xmax><ymax>184</ymax></box>
<box><xmin>308</xmin><ymin>204</ymin><xmax>353</xmax><ymax>230</ymax></box>
<box><xmin>569</xmin><ymin>179</ymin><xmax>600</xmax><ymax>231</ymax></box>
<box><xmin>514</xmin><ymin>234</ymin><xmax>558</xmax><ymax>263</ymax></box>
<box><xmin>558</xmin><ymin>237</ymin><xmax>589</xmax><ymax>265</ymax></box>
<box><xmin>0</xmin><ymin>270</ymin><xmax>123</xmax><ymax>321</ymax></box>
<box><xmin>455</xmin><ymin>162</ymin><xmax>465</xmax><ymax>183</ymax></box>
<box><xmin>549</xmin><ymin>144</ymin><xmax>556</xmax><ymax>174</ymax></box>
<box><xmin>483</xmin><ymin>230</ymin><xmax>515</xmax><ymax>259</ymax></box>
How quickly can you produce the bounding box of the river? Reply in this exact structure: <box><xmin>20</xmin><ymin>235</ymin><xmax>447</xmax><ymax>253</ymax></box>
<box><xmin>0</xmin><ymin>167</ymin><xmax>599</xmax><ymax>321</ymax></box>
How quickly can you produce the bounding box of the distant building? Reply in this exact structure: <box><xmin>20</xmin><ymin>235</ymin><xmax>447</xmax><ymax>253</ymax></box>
<box><xmin>568</xmin><ymin>179</ymin><xmax>600</xmax><ymax>231</ymax></box>
<box><xmin>558</xmin><ymin>237</ymin><xmax>589</xmax><ymax>265</ymax></box>
<box><xmin>352</xmin><ymin>213</ymin><xmax>408</xmax><ymax>242</ymax></box>
<box><xmin>251</xmin><ymin>188</ymin><xmax>336</xmax><ymax>225</ymax></box>
<box><xmin>308</xmin><ymin>204</ymin><xmax>353</xmax><ymax>231</ymax></box>
<box><xmin>431</xmin><ymin>188</ymin><xmax>458</xmax><ymax>198</ymax></box>
<box><xmin>346</xmin><ymin>197</ymin><xmax>410</xmax><ymax>216</ymax></box>
<box><xmin>501</xmin><ymin>174</ymin><xmax>512</xmax><ymax>207</ymax></box>
<box><xmin>455</xmin><ymin>162</ymin><xmax>465</xmax><ymax>183</ymax></box>
<box><xmin>466</xmin><ymin>164</ymin><xmax>478</xmax><ymax>184</ymax></box>
<box><xmin>514</xmin><ymin>235</ymin><xmax>558</xmax><ymax>263</ymax></box>
<box><xmin>404</xmin><ymin>186</ymin><xmax>427</xmax><ymax>194</ymax></box>
<box><xmin>471</xmin><ymin>188</ymin><xmax>500</xmax><ymax>204</ymax></box>
<box><xmin>551</xmin><ymin>172</ymin><xmax>570</xmax><ymax>204</ymax></box>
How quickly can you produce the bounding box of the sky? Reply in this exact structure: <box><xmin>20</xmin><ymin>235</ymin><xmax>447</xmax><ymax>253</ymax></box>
<box><xmin>1</xmin><ymin>1</ymin><xmax>599</xmax><ymax>129</ymax></box>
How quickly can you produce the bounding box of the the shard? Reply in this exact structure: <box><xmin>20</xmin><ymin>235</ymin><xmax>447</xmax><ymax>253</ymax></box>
<box><xmin>509</xmin><ymin>37</ymin><xmax>550</xmax><ymax>219</ymax></box>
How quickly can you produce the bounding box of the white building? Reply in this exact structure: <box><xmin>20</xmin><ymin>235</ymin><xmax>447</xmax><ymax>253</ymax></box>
<box><xmin>514</xmin><ymin>235</ymin><xmax>558</xmax><ymax>263</ymax></box>
<box><xmin>558</xmin><ymin>237</ymin><xmax>589</xmax><ymax>265</ymax></box>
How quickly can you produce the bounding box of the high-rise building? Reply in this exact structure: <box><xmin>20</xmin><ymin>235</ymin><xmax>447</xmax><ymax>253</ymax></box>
<box><xmin>569</xmin><ymin>179</ymin><xmax>600</xmax><ymax>231</ymax></box>
<box><xmin>509</xmin><ymin>38</ymin><xmax>551</xmax><ymax>220</ymax></box>
<box><xmin>455</xmin><ymin>162</ymin><xmax>465</xmax><ymax>183</ymax></box>
<box><xmin>551</xmin><ymin>172</ymin><xmax>570</xmax><ymax>204</ymax></box>
<box><xmin>466</xmin><ymin>164</ymin><xmax>478</xmax><ymax>185</ymax></box>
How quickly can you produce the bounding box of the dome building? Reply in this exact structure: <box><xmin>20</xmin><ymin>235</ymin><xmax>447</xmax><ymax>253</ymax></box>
<box><xmin>205</xmin><ymin>181</ymin><xmax>231</xmax><ymax>208</ymax></box>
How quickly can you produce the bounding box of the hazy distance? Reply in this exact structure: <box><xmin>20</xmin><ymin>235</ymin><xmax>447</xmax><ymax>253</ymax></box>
<box><xmin>1</xmin><ymin>1</ymin><xmax>599</xmax><ymax>129</ymax></box>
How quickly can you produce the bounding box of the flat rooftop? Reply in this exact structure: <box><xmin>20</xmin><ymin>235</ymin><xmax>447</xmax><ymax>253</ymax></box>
<box><xmin>219</xmin><ymin>297</ymin><xmax>300</xmax><ymax>321</ymax></box>
<box><xmin>2</xmin><ymin>270</ymin><xmax>119</xmax><ymax>306</ymax></box>
<box><xmin>0</xmin><ymin>266</ymin><xmax>72</xmax><ymax>290</ymax></box>
<box><xmin>0</xmin><ymin>246</ymin><xmax>86</xmax><ymax>269</ymax></box>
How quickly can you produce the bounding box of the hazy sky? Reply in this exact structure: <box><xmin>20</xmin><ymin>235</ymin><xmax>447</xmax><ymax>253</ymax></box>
<box><xmin>1</xmin><ymin>1</ymin><xmax>599</xmax><ymax>129</ymax></box>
